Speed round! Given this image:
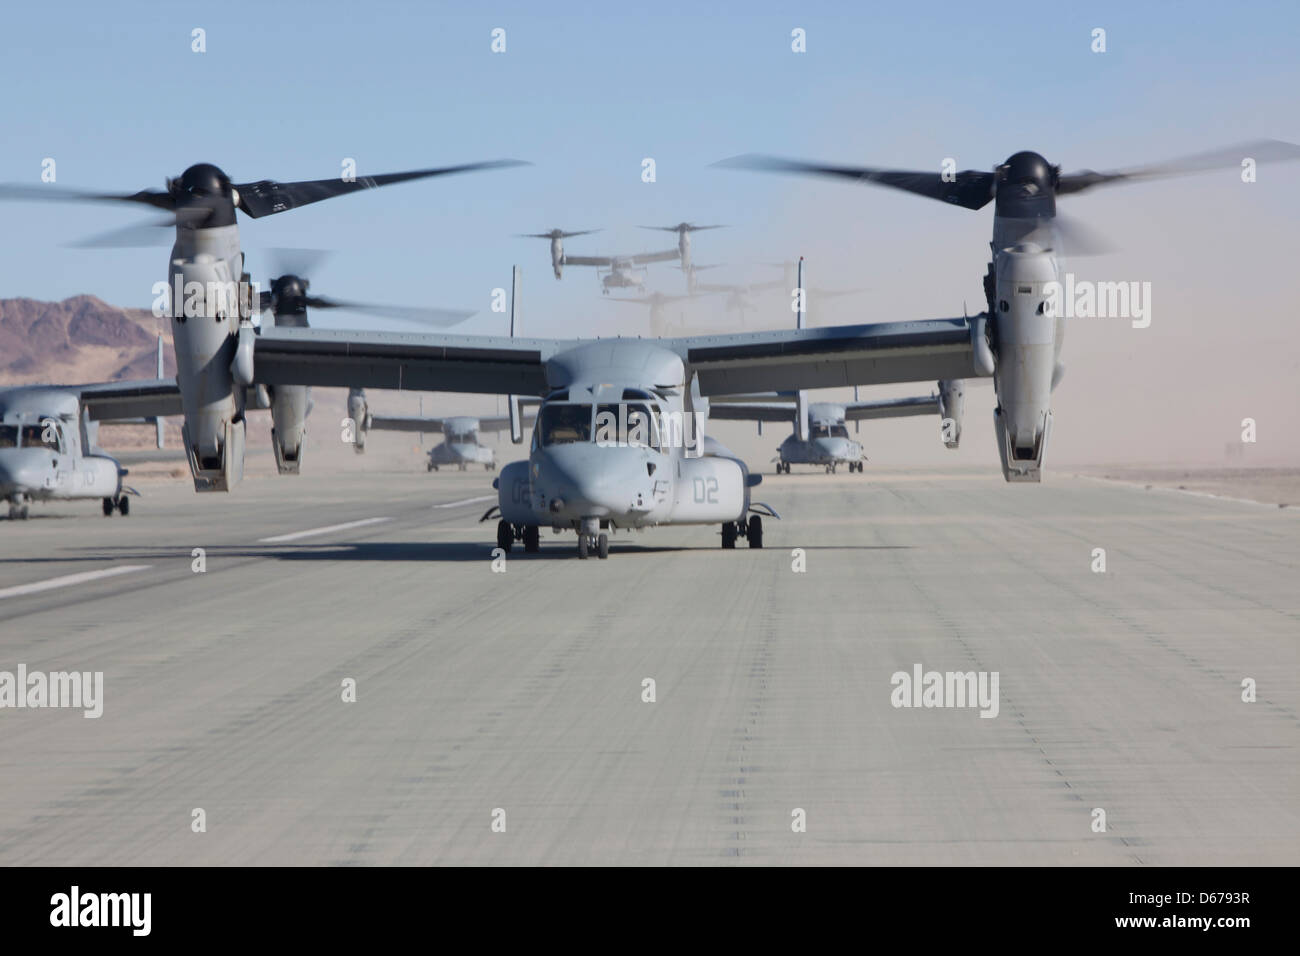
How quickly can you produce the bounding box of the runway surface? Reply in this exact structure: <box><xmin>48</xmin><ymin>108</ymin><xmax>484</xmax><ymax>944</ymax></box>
<box><xmin>0</xmin><ymin>466</ymin><xmax>1296</xmax><ymax>865</ymax></box>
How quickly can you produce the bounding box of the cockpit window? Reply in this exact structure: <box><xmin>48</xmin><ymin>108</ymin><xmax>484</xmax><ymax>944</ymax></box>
<box><xmin>0</xmin><ymin>426</ymin><xmax>17</xmax><ymax>449</ymax></box>
<box><xmin>811</xmin><ymin>424</ymin><xmax>830</xmax><ymax>439</ymax></box>
<box><xmin>595</xmin><ymin>402</ymin><xmax>659</xmax><ymax>449</ymax></box>
<box><xmin>539</xmin><ymin>404</ymin><xmax>593</xmax><ymax>445</ymax></box>
<box><xmin>20</xmin><ymin>424</ymin><xmax>60</xmax><ymax>452</ymax></box>
<box><xmin>830</xmin><ymin>425</ymin><xmax>849</xmax><ymax>439</ymax></box>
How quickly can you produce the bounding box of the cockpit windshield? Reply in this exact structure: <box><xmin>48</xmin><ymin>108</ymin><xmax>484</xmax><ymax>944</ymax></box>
<box><xmin>830</xmin><ymin>424</ymin><xmax>849</xmax><ymax>439</ymax></box>
<box><xmin>539</xmin><ymin>404</ymin><xmax>593</xmax><ymax>445</ymax></box>
<box><xmin>0</xmin><ymin>426</ymin><xmax>17</xmax><ymax>449</ymax></box>
<box><xmin>595</xmin><ymin>402</ymin><xmax>659</xmax><ymax>448</ymax></box>
<box><xmin>20</xmin><ymin>424</ymin><xmax>60</xmax><ymax>451</ymax></box>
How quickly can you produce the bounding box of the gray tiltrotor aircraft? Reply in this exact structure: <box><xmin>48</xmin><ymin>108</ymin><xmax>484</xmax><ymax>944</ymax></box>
<box><xmin>718</xmin><ymin>140</ymin><xmax>1300</xmax><ymax>480</ymax></box>
<box><xmin>0</xmin><ymin>337</ymin><xmax>179</xmax><ymax>519</ymax></box>
<box><xmin>521</xmin><ymin>227</ymin><xmax>678</xmax><ymax>294</ymax></box>
<box><xmin>1</xmin><ymin>158</ymin><xmax>524</xmax><ymax>493</ymax></box>
<box><xmin>711</xmin><ymin>381</ymin><xmax>963</xmax><ymax>473</ymax></box>
<box><xmin>523</xmin><ymin>223</ymin><xmax>721</xmax><ymax>295</ymax></box>
<box><xmin>230</xmin><ymin>261</ymin><xmax>996</xmax><ymax>558</ymax></box>
<box><xmin>346</xmin><ymin>388</ymin><xmax>533</xmax><ymax>471</ymax></box>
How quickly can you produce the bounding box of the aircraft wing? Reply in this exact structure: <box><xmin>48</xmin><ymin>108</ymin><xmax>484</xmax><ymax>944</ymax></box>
<box><xmin>705</xmin><ymin>402</ymin><xmax>796</xmax><ymax>424</ymax></box>
<box><xmin>478</xmin><ymin>412</ymin><xmax>535</xmax><ymax>433</ymax></box>
<box><xmin>76</xmin><ymin>378</ymin><xmax>183</xmax><ymax>421</ymax></box>
<box><xmin>845</xmin><ymin>395</ymin><xmax>940</xmax><ymax>420</ymax></box>
<box><xmin>627</xmin><ymin>248</ymin><xmax>682</xmax><ymax>266</ymax></box>
<box><xmin>561</xmin><ymin>255</ymin><xmax>614</xmax><ymax>267</ymax></box>
<box><xmin>368</xmin><ymin>415</ymin><xmax>445</xmax><ymax>434</ymax></box>
<box><xmin>667</xmin><ymin>317</ymin><xmax>988</xmax><ymax>395</ymax></box>
<box><xmin>251</xmin><ymin>327</ymin><xmax>555</xmax><ymax>396</ymax></box>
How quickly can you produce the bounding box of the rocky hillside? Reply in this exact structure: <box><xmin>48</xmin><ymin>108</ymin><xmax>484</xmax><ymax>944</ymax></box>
<box><xmin>0</xmin><ymin>295</ymin><xmax>174</xmax><ymax>385</ymax></box>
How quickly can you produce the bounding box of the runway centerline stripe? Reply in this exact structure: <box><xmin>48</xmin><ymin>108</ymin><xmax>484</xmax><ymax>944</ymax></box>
<box><xmin>433</xmin><ymin>495</ymin><xmax>496</xmax><ymax>509</ymax></box>
<box><xmin>258</xmin><ymin>517</ymin><xmax>392</xmax><ymax>543</ymax></box>
<box><xmin>0</xmin><ymin>565</ymin><xmax>152</xmax><ymax>600</ymax></box>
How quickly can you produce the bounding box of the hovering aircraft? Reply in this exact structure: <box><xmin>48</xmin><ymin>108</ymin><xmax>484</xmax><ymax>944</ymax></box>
<box><xmin>0</xmin><ymin>158</ymin><xmax>525</xmax><ymax>493</ymax></box>
<box><xmin>711</xmin><ymin>382</ymin><xmax>962</xmax><ymax>474</ymax></box>
<box><xmin>0</xmin><ymin>337</ymin><xmax>179</xmax><ymax>519</ymax></box>
<box><xmin>345</xmin><ymin>388</ymin><xmax>534</xmax><ymax>471</ymax></box>
<box><xmin>717</xmin><ymin>140</ymin><xmax>1300</xmax><ymax>481</ymax></box>
<box><xmin>521</xmin><ymin>227</ymin><xmax>682</xmax><ymax>294</ymax></box>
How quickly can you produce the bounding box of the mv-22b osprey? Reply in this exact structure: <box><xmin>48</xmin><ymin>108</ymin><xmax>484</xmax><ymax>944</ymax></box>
<box><xmin>345</xmin><ymin>387</ymin><xmax>535</xmax><ymax>472</ymax></box>
<box><xmin>720</xmin><ymin>139</ymin><xmax>1300</xmax><ymax>480</ymax></box>
<box><xmin>236</xmin><ymin>262</ymin><xmax>997</xmax><ymax>558</ymax></box>
<box><xmin>0</xmin><ymin>337</ymin><xmax>178</xmax><ymax>519</ymax></box>
<box><xmin>0</xmin><ymin>158</ymin><xmax>526</xmax><ymax>493</ymax></box>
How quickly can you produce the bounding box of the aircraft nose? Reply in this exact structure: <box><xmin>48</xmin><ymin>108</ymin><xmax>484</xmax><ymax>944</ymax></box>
<box><xmin>541</xmin><ymin>447</ymin><xmax>652</xmax><ymax>518</ymax></box>
<box><xmin>0</xmin><ymin>454</ymin><xmax>41</xmax><ymax>495</ymax></box>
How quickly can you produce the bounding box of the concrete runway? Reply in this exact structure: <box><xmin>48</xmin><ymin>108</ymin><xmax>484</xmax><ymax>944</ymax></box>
<box><xmin>0</xmin><ymin>466</ymin><xmax>1296</xmax><ymax>865</ymax></box>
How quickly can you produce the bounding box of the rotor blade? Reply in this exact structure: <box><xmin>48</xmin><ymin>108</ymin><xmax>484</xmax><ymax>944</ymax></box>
<box><xmin>266</xmin><ymin>247</ymin><xmax>333</xmax><ymax>280</ymax></box>
<box><xmin>67</xmin><ymin>207</ymin><xmax>212</xmax><ymax>248</ymax></box>
<box><xmin>1057</xmin><ymin>139</ymin><xmax>1300</xmax><ymax>195</ymax></box>
<box><xmin>638</xmin><ymin>224</ymin><xmax>726</xmax><ymax>232</ymax></box>
<box><xmin>234</xmin><ymin>160</ymin><xmax>528</xmax><ymax>218</ymax></box>
<box><xmin>715</xmin><ymin>154</ymin><xmax>996</xmax><ymax>210</ymax></box>
<box><xmin>516</xmin><ymin>229</ymin><xmax>600</xmax><ymax>239</ymax></box>
<box><xmin>1050</xmin><ymin>214</ymin><xmax>1118</xmax><ymax>257</ymax></box>
<box><xmin>0</xmin><ymin>183</ymin><xmax>174</xmax><ymax>210</ymax></box>
<box><xmin>303</xmin><ymin>297</ymin><xmax>476</xmax><ymax>327</ymax></box>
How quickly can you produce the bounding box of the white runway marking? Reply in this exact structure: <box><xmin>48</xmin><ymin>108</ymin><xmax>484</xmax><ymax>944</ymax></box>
<box><xmin>433</xmin><ymin>495</ymin><xmax>496</xmax><ymax>509</ymax></box>
<box><xmin>258</xmin><ymin>517</ymin><xmax>391</xmax><ymax>543</ymax></box>
<box><xmin>0</xmin><ymin>565</ymin><xmax>152</xmax><ymax>600</ymax></box>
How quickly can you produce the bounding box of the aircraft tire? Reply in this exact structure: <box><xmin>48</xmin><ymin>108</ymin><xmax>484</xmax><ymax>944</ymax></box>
<box><xmin>747</xmin><ymin>515</ymin><xmax>763</xmax><ymax>548</ymax></box>
<box><xmin>578</xmin><ymin>535</ymin><xmax>590</xmax><ymax>559</ymax></box>
<box><xmin>496</xmin><ymin>519</ymin><xmax>513</xmax><ymax>552</ymax></box>
<box><xmin>102</xmin><ymin>498</ymin><xmax>114</xmax><ymax>516</ymax></box>
<box><xmin>597</xmin><ymin>533</ymin><xmax>609</xmax><ymax>559</ymax></box>
<box><xmin>117</xmin><ymin>496</ymin><xmax>130</xmax><ymax>516</ymax></box>
<box><xmin>523</xmin><ymin>525</ymin><xmax>540</xmax><ymax>553</ymax></box>
<box><xmin>721</xmin><ymin>523</ymin><xmax>737</xmax><ymax>549</ymax></box>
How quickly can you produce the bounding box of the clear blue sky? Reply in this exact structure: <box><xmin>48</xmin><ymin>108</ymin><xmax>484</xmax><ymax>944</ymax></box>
<box><xmin>1</xmin><ymin>0</ymin><xmax>1296</xmax><ymax>342</ymax></box>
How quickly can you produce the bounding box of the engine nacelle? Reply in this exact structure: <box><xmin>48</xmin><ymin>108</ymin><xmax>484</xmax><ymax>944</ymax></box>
<box><xmin>347</xmin><ymin>388</ymin><xmax>368</xmax><ymax>454</ymax></box>
<box><xmin>496</xmin><ymin>460</ymin><xmax>536</xmax><ymax>524</ymax></box>
<box><xmin>937</xmin><ymin>379</ymin><xmax>965</xmax><ymax>449</ymax></box>
<box><xmin>270</xmin><ymin>384</ymin><xmax>310</xmax><ymax>475</ymax></box>
<box><xmin>991</xmin><ymin>244</ymin><xmax>1062</xmax><ymax>482</ymax></box>
<box><xmin>550</xmin><ymin>237</ymin><xmax>564</xmax><ymax>279</ymax></box>
<box><xmin>171</xmin><ymin>232</ymin><xmax>247</xmax><ymax>492</ymax></box>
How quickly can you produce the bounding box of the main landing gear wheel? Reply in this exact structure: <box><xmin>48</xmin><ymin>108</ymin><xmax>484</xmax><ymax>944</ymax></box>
<box><xmin>721</xmin><ymin>523</ymin><xmax>737</xmax><ymax>549</ymax></box>
<box><xmin>747</xmin><ymin>515</ymin><xmax>763</xmax><ymax>548</ymax></box>
<box><xmin>523</xmin><ymin>525</ymin><xmax>540</xmax><ymax>553</ymax></box>
<box><xmin>117</xmin><ymin>496</ymin><xmax>130</xmax><ymax>516</ymax></box>
<box><xmin>597</xmin><ymin>533</ymin><xmax>609</xmax><ymax>560</ymax></box>
<box><xmin>103</xmin><ymin>498</ymin><xmax>115</xmax><ymax>517</ymax></box>
<box><xmin>578</xmin><ymin>534</ymin><xmax>590</xmax><ymax>559</ymax></box>
<box><xmin>496</xmin><ymin>519</ymin><xmax>513</xmax><ymax>552</ymax></box>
